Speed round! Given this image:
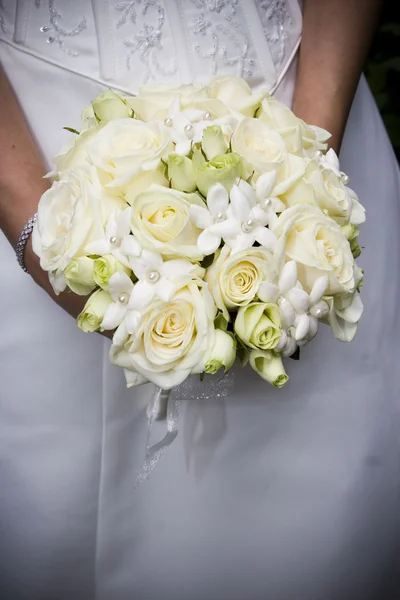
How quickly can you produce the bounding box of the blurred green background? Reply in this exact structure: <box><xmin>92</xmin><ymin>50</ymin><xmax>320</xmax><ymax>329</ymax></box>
<box><xmin>365</xmin><ymin>1</ymin><xmax>400</xmax><ymax>160</ymax></box>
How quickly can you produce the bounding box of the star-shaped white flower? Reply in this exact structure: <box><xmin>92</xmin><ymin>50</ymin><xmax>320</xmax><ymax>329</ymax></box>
<box><xmin>129</xmin><ymin>249</ymin><xmax>200</xmax><ymax>307</ymax></box>
<box><xmin>254</xmin><ymin>172</ymin><xmax>286</xmax><ymax>226</ymax></box>
<box><xmin>85</xmin><ymin>208</ymin><xmax>141</xmax><ymax>267</ymax></box>
<box><xmin>190</xmin><ymin>180</ymin><xmax>278</xmax><ymax>255</ymax></box>
<box><xmin>164</xmin><ymin>95</ymin><xmax>236</xmax><ymax>156</ymax></box>
<box><xmin>101</xmin><ymin>271</ymin><xmax>135</xmax><ymax>331</ymax></box>
<box><xmin>258</xmin><ymin>260</ymin><xmax>329</xmax><ymax>355</ymax></box>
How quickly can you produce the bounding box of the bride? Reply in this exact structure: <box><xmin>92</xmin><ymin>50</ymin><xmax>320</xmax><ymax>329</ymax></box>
<box><xmin>1</xmin><ymin>1</ymin><xmax>399</xmax><ymax>598</ymax></box>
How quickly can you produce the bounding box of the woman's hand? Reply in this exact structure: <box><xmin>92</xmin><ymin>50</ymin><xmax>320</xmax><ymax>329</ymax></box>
<box><xmin>292</xmin><ymin>0</ymin><xmax>383</xmax><ymax>154</ymax></box>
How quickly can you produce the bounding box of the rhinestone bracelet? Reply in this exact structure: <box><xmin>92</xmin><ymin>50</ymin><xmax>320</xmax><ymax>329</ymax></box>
<box><xmin>16</xmin><ymin>213</ymin><xmax>38</xmax><ymax>273</ymax></box>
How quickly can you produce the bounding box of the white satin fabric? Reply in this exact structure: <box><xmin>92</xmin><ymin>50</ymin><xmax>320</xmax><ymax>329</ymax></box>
<box><xmin>1</xmin><ymin>2</ymin><xmax>400</xmax><ymax>599</ymax></box>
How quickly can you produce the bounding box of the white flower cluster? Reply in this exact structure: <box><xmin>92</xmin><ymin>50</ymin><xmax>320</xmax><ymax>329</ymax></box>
<box><xmin>33</xmin><ymin>76</ymin><xmax>365</xmax><ymax>390</ymax></box>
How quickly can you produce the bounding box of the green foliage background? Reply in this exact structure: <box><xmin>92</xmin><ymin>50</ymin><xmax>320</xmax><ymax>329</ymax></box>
<box><xmin>365</xmin><ymin>2</ymin><xmax>400</xmax><ymax>160</ymax></box>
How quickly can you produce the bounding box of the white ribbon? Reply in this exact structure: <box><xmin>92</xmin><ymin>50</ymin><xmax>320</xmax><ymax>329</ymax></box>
<box><xmin>135</xmin><ymin>371</ymin><xmax>235</xmax><ymax>487</ymax></box>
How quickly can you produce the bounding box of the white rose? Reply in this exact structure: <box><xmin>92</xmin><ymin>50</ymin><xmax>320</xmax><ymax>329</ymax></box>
<box><xmin>272</xmin><ymin>204</ymin><xmax>358</xmax><ymax>296</ymax></box>
<box><xmin>249</xmin><ymin>349</ymin><xmax>289</xmax><ymax>388</ymax></box>
<box><xmin>91</xmin><ymin>89</ymin><xmax>132</xmax><ymax>122</ymax></box>
<box><xmin>87</xmin><ymin>119</ymin><xmax>173</xmax><ymax>189</ymax></box>
<box><xmin>205</xmin><ymin>245</ymin><xmax>277</xmax><ymax>320</ymax></box>
<box><xmin>32</xmin><ymin>166</ymin><xmax>123</xmax><ymax>294</ymax></box>
<box><xmin>110</xmin><ymin>281</ymin><xmax>216</xmax><ymax>389</ymax></box>
<box><xmin>130</xmin><ymin>185</ymin><xmax>206</xmax><ymax>260</ymax></box>
<box><xmin>258</xmin><ymin>95</ymin><xmax>331</xmax><ymax>155</ymax></box>
<box><xmin>204</xmin><ymin>329</ymin><xmax>236</xmax><ymax>375</ymax></box>
<box><xmin>126</xmin><ymin>82</ymin><xmax>210</xmax><ymax>121</ymax></box>
<box><xmin>282</xmin><ymin>161</ymin><xmax>366</xmax><ymax>226</ymax></box>
<box><xmin>231</xmin><ymin>117</ymin><xmax>286</xmax><ymax>178</ymax></box>
<box><xmin>52</xmin><ymin>126</ymin><xmax>103</xmax><ymax>174</ymax></box>
<box><xmin>207</xmin><ymin>76</ymin><xmax>266</xmax><ymax>117</ymax></box>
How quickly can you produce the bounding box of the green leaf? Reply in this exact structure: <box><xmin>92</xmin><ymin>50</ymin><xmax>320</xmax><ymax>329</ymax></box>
<box><xmin>63</xmin><ymin>126</ymin><xmax>80</xmax><ymax>135</ymax></box>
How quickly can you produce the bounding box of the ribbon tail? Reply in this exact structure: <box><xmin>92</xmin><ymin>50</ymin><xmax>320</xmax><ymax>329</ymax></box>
<box><xmin>135</xmin><ymin>388</ymin><xmax>180</xmax><ymax>487</ymax></box>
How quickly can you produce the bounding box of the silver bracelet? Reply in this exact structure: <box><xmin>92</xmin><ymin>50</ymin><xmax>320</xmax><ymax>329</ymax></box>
<box><xmin>16</xmin><ymin>213</ymin><xmax>38</xmax><ymax>273</ymax></box>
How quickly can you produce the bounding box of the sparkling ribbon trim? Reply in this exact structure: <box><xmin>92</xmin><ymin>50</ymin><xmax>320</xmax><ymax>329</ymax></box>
<box><xmin>135</xmin><ymin>371</ymin><xmax>235</xmax><ymax>487</ymax></box>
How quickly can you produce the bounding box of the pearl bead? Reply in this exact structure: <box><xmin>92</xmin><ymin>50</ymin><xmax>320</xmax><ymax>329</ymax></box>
<box><xmin>203</xmin><ymin>112</ymin><xmax>212</xmax><ymax>121</ymax></box>
<box><xmin>109</xmin><ymin>236</ymin><xmax>118</xmax><ymax>245</ymax></box>
<box><xmin>262</xmin><ymin>198</ymin><xmax>272</xmax><ymax>210</ymax></box>
<box><xmin>147</xmin><ymin>270</ymin><xmax>160</xmax><ymax>283</ymax></box>
<box><xmin>184</xmin><ymin>124</ymin><xmax>194</xmax><ymax>139</ymax></box>
<box><xmin>118</xmin><ymin>294</ymin><xmax>128</xmax><ymax>304</ymax></box>
<box><xmin>241</xmin><ymin>218</ymin><xmax>255</xmax><ymax>233</ymax></box>
<box><xmin>47</xmin><ymin>36</ymin><xmax>55</xmax><ymax>44</ymax></box>
<box><xmin>340</xmin><ymin>171</ymin><xmax>350</xmax><ymax>185</ymax></box>
<box><xmin>164</xmin><ymin>117</ymin><xmax>173</xmax><ymax>127</ymax></box>
<box><xmin>314</xmin><ymin>308</ymin><xmax>323</xmax><ymax>318</ymax></box>
<box><xmin>215</xmin><ymin>212</ymin><xmax>226</xmax><ymax>222</ymax></box>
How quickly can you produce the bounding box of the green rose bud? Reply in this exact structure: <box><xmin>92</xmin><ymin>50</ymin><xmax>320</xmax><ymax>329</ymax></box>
<box><xmin>77</xmin><ymin>289</ymin><xmax>112</xmax><ymax>333</ymax></box>
<box><xmin>205</xmin><ymin>329</ymin><xmax>236</xmax><ymax>375</ymax></box>
<box><xmin>93</xmin><ymin>255</ymin><xmax>131</xmax><ymax>291</ymax></box>
<box><xmin>234</xmin><ymin>302</ymin><xmax>282</xmax><ymax>350</ymax></box>
<box><xmin>167</xmin><ymin>154</ymin><xmax>197</xmax><ymax>192</ymax></box>
<box><xmin>64</xmin><ymin>256</ymin><xmax>95</xmax><ymax>296</ymax></box>
<box><xmin>342</xmin><ymin>222</ymin><xmax>361</xmax><ymax>259</ymax></box>
<box><xmin>249</xmin><ymin>350</ymin><xmax>289</xmax><ymax>388</ymax></box>
<box><xmin>201</xmin><ymin>125</ymin><xmax>228</xmax><ymax>161</ymax></box>
<box><xmin>91</xmin><ymin>90</ymin><xmax>132</xmax><ymax>122</ymax></box>
<box><xmin>193</xmin><ymin>149</ymin><xmax>242</xmax><ymax>197</ymax></box>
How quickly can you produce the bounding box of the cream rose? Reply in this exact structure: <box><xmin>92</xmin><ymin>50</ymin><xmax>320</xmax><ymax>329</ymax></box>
<box><xmin>52</xmin><ymin>126</ymin><xmax>102</xmax><ymax>174</ymax></box>
<box><xmin>32</xmin><ymin>166</ymin><xmax>122</xmax><ymax>294</ymax></box>
<box><xmin>231</xmin><ymin>117</ymin><xmax>286</xmax><ymax>178</ymax></box>
<box><xmin>130</xmin><ymin>185</ymin><xmax>207</xmax><ymax>260</ymax></box>
<box><xmin>234</xmin><ymin>302</ymin><xmax>282</xmax><ymax>350</ymax></box>
<box><xmin>87</xmin><ymin>119</ymin><xmax>173</xmax><ymax>189</ymax></box>
<box><xmin>206</xmin><ymin>245</ymin><xmax>277</xmax><ymax>320</ymax></box>
<box><xmin>258</xmin><ymin>95</ymin><xmax>330</xmax><ymax>155</ymax></box>
<box><xmin>110</xmin><ymin>281</ymin><xmax>216</xmax><ymax>389</ymax></box>
<box><xmin>126</xmin><ymin>82</ymin><xmax>211</xmax><ymax>121</ymax></box>
<box><xmin>77</xmin><ymin>290</ymin><xmax>112</xmax><ymax>333</ymax></box>
<box><xmin>207</xmin><ymin>76</ymin><xmax>266</xmax><ymax>117</ymax></box>
<box><xmin>272</xmin><ymin>204</ymin><xmax>358</xmax><ymax>296</ymax></box>
<box><xmin>249</xmin><ymin>349</ymin><xmax>289</xmax><ymax>388</ymax></box>
<box><xmin>91</xmin><ymin>89</ymin><xmax>132</xmax><ymax>122</ymax></box>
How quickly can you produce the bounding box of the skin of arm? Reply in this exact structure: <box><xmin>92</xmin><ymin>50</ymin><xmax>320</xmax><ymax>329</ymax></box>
<box><xmin>0</xmin><ymin>65</ymin><xmax>88</xmax><ymax>320</ymax></box>
<box><xmin>292</xmin><ymin>0</ymin><xmax>384</xmax><ymax>153</ymax></box>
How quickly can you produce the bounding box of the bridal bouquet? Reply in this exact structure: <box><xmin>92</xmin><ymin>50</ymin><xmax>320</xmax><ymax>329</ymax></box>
<box><xmin>32</xmin><ymin>77</ymin><xmax>365</xmax><ymax>390</ymax></box>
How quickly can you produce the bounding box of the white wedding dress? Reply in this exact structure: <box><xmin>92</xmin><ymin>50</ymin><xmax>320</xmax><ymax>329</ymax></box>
<box><xmin>1</xmin><ymin>1</ymin><xmax>400</xmax><ymax>599</ymax></box>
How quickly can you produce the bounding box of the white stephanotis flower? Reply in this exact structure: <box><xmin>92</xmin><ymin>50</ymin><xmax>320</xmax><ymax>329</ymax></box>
<box><xmin>164</xmin><ymin>96</ymin><xmax>236</xmax><ymax>156</ymax></box>
<box><xmin>85</xmin><ymin>207</ymin><xmax>141</xmax><ymax>267</ymax></box>
<box><xmin>101</xmin><ymin>271</ymin><xmax>135</xmax><ymax>331</ymax></box>
<box><xmin>254</xmin><ymin>172</ymin><xmax>286</xmax><ymax>226</ymax></box>
<box><xmin>129</xmin><ymin>249</ymin><xmax>203</xmax><ymax>307</ymax></box>
<box><xmin>258</xmin><ymin>260</ymin><xmax>329</xmax><ymax>356</ymax></box>
<box><xmin>190</xmin><ymin>181</ymin><xmax>277</xmax><ymax>256</ymax></box>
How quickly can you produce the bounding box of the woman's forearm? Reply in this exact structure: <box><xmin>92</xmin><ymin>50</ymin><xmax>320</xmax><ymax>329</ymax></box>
<box><xmin>0</xmin><ymin>65</ymin><xmax>87</xmax><ymax>318</ymax></box>
<box><xmin>292</xmin><ymin>0</ymin><xmax>383</xmax><ymax>152</ymax></box>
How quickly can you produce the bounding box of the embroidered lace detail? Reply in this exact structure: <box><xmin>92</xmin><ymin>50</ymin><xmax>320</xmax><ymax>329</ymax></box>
<box><xmin>117</xmin><ymin>0</ymin><xmax>176</xmax><ymax>84</ymax></box>
<box><xmin>256</xmin><ymin>0</ymin><xmax>290</xmax><ymax>65</ymax></box>
<box><xmin>38</xmin><ymin>0</ymin><xmax>87</xmax><ymax>57</ymax></box>
<box><xmin>189</xmin><ymin>0</ymin><xmax>255</xmax><ymax>77</ymax></box>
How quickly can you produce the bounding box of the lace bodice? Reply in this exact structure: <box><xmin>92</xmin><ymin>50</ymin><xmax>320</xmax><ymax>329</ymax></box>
<box><xmin>0</xmin><ymin>0</ymin><xmax>302</xmax><ymax>94</ymax></box>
